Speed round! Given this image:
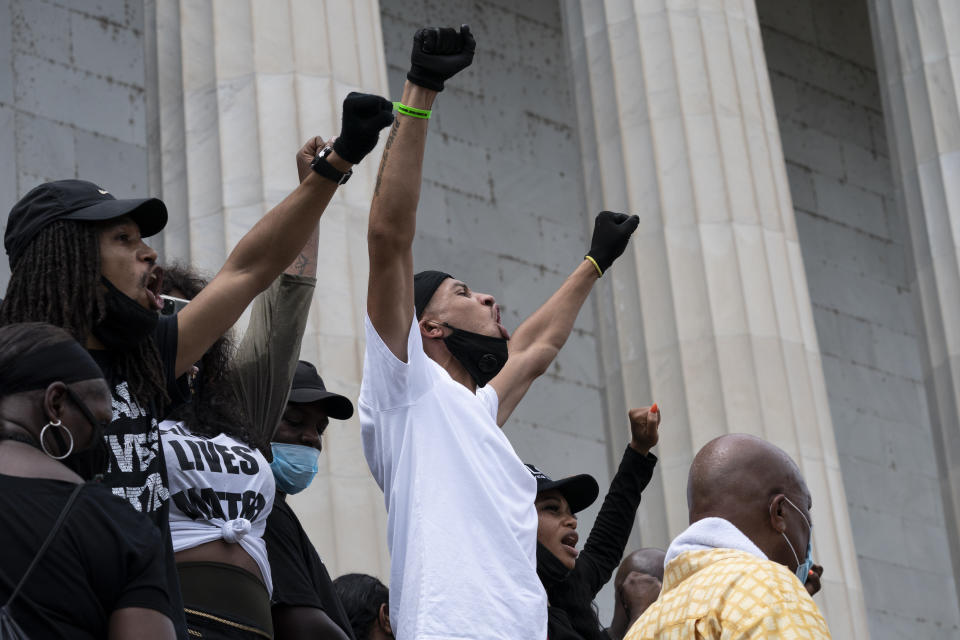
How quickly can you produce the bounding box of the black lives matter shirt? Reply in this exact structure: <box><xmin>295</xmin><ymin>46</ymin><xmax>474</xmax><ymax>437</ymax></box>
<box><xmin>265</xmin><ymin>493</ymin><xmax>356</xmax><ymax>639</ymax></box>
<box><xmin>0</xmin><ymin>476</ymin><xmax>171</xmax><ymax>639</ymax></box>
<box><xmin>160</xmin><ymin>421</ymin><xmax>276</xmax><ymax>591</ymax></box>
<box><xmin>84</xmin><ymin>315</ymin><xmax>190</xmax><ymax>639</ymax></box>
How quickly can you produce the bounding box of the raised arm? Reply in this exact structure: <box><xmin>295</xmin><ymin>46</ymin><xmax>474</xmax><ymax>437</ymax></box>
<box><xmin>175</xmin><ymin>94</ymin><xmax>393</xmax><ymax>376</ymax></box>
<box><xmin>489</xmin><ymin>211</ymin><xmax>639</xmax><ymax>425</ymax></box>
<box><xmin>367</xmin><ymin>26</ymin><xmax>475</xmax><ymax>361</ymax></box>
<box><xmin>575</xmin><ymin>406</ymin><xmax>660</xmax><ymax>597</ymax></box>
<box><xmin>230</xmin><ymin>138</ymin><xmax>326</xmax><ymax>450</ymax></box>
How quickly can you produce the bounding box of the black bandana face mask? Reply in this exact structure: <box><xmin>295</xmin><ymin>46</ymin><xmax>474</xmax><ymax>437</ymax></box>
<box><xmin>92</xmin><ymin>277</ymin><xmax>159</xmax><ymax>351</ymax></box>
<box><xmin>536</xmin><ymin>541</ymin><xmax>572</xmax><ymax>590</ymax></box>
<box><xmin>440</xmin><ymin>322</ymin><xmax>508</xmax><ymax>388</ymax></box>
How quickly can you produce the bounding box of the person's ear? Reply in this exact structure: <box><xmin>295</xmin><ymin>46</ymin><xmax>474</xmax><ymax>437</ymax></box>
<box><xmin>378</xmin><ymin>602</ymin><xmax>393</xmax><ymax>636</ymax></box>
<box><xmin>42</xmin><ymin>382</ymin><xmax>68</xmax><ymax>424</ymax></box>
<box><xmin>419</xmin><ymin>318</ymin><xmax>445</xmax><ymax>340</ymax></box>
<box><xmin>769</xmin><ymin>494</ymin><xmax>788</xmax><ymax>533</ymax></box>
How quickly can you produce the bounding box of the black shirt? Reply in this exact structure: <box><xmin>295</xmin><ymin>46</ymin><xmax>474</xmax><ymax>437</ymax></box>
<box><xmin>545</xmin><ymin>447</ymin><xmax>657</xmax><ymax>640</ymax></box>
<box><xmin>86</xmin><ymin>315</ymin><xmax>189</xmax><ymax>639</ymax></box>
<box><xmin>265</xmin><ymin>492</ymin><xmax>355</xmax><ymax>639</ymax></box>
<box><xmin>0</xmin><ymin>475</ymin><xmax>171</xmax><ymax>638</ymax></box>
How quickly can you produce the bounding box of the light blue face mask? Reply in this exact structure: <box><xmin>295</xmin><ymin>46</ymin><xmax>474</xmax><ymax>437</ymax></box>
<box><xmin>269</xmin><ymin>443</ymin><xmax>320</xmax><ymax>495</ymax></box>
<box><xmin>781</xmin><ymin>496</ymin><xmax>814</xmax><ymax>584</ymax></box>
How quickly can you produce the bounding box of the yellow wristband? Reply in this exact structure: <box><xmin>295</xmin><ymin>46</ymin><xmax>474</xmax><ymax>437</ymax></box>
<box><xmin>584</xmin><ymin>255</ymin><xmax>603</xmax><ymax>277</ymax></box>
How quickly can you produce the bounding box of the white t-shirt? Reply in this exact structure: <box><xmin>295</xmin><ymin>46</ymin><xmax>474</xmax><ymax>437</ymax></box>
<box><xmin>359</xmin><ymin>315</ymin><xmax>547</xmax><ymax>640</ymax></box>
<box><xmin>160</xmin><ymin>421</ymin><xmax>275</xmax><ymax>595</ymax></box>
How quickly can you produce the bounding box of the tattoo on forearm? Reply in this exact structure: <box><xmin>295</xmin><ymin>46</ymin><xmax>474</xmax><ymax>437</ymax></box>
<box><xmin>374</xmin><ymin>119</ymin><xmax>402</xmax><ymax>197</ymax></box>
<box><xmin>292</xmin><ymin>253</ymin><xmax>310</xmax><ymax>275</ymax></box>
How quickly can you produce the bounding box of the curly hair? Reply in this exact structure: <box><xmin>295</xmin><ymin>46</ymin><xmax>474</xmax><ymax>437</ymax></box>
<box><xmin>159</xmin><ymin>262</ymin><xmax>257</xmax><ymax>447</ymax></box>
<box><xmin>0</xmin><ymin>220</ymin><xmax>168</xmax><ymax>408</ymax></box>
<box><xmin>333</xmin><ymin>573</ymin><xmax>389</xmax><ymax>640</ymax></box>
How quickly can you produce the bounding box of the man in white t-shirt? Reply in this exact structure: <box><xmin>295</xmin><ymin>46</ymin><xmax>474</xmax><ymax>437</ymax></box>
<box><xmin>360</xmin><ymin>24</ymin><xmax>640</xmax><ymax>640</ymax></box>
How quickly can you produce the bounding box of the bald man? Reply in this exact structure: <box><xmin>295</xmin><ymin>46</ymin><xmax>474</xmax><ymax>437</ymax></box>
<box><xmin>608</xmin><ymin>548</ymin><xmax>665</xmax><ymax>640</ymax></box>
<box><xmin>624</xmin><ymin>434</ymin><xmax>831</xmax><ymax>639</ymax></box>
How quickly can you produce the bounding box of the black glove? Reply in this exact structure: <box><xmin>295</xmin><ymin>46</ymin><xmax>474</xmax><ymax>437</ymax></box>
<box><xmin>407</xmin><ymin>25</ymin><xmax>476</xmax><ymax>92</ymax></box>
<box><xmin>585</xmin><ymin>211</ymin><xmax>640</xmax><ymax>275</ymax></box>
<box><xmin>332</xmin><ymin>92</ymin><xmax>395</xmax><ymax>164</ymax></box>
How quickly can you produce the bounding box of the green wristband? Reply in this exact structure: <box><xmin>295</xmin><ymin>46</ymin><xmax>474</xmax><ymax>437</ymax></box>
<box><xmin>394</xmin><ymin>101</ymin><xmax>432</xmax><ymax>119</ymax></box>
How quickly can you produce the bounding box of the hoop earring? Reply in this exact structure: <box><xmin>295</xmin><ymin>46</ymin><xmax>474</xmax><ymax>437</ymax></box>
<box><xmin>40</xmin><ymin>419</ymin><xmax>74</xmax><ymax>460</ymax></box>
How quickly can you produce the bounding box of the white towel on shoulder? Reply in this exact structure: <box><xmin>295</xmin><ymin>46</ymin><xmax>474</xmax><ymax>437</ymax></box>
<box><xmin>664</xmin><ymin>517</ymin><xmax>767</xmax><ymax>569</ymax></box>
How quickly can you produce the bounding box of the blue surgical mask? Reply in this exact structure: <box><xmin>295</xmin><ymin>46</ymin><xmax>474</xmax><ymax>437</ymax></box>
<box><xmin>269</xmin><ymin>443</ymin><xmax>320</xmax><ymax>495</ymax></box>
<box><xmin>780</xmin><ymin>496</ymin><xmax>814</xmax><ymax>584</ymax></box>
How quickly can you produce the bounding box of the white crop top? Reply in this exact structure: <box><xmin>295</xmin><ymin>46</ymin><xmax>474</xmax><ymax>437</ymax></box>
<box><xmin>160</xmin><ymin>420</ymin><xmax>275</xmax><ymax>595</ymax></box>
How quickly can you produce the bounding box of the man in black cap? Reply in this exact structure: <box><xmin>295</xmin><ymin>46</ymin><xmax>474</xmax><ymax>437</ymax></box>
<box><xmin>0</xmin><ymin>92</ymin><xmax>393</xmax><ymax>639</ymax></box>
<box><xmin>265</xmin><ymin>360</ymin><xmax>357</xmax><ymax>640</ymax></box>
<box><xmin>360</xmin><ymin>24</ymin><xmax>640</xmax><ymax>640</ymax></box>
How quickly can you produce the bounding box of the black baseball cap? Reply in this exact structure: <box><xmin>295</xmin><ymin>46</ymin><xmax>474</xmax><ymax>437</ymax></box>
<box><xmin>526</xmin><ymin>464</ymin><xmax>600</xmax><ymax>514</ymax></box>
<box><xmin>5</xmin><ymin>179</ymin><xmax>168</xmax><ymax>266</ymax></box>
<box><xmin>288</xmin><ymin>360</ymin><xmax>354</xmax><ymax>420</ymax></box>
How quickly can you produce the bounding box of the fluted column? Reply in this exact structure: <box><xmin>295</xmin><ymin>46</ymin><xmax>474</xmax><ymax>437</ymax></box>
<box><xmin>867</xmin><ymin>0</ymin><xmax>960</xmax><ymax>614</ymax></box>
<box><xmin>153</xmin><ymin>0</ymin><xmax>391</xmax><ymax>580</ymax></box>
<box><xmin>562</xmin><ymin>1</ymin><xmax>867</xmax><ymax>636</ymax></box>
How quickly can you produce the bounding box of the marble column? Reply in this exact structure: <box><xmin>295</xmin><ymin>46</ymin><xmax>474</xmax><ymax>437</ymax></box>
<box><xmin>562</xmin><ymin>0</ymin><xmax>868</xmax><ymax>635</ymax></box>
<box><xmin>152</xmin><ymin>0</ymin><xmax>392</xmax><ymax>580</ymax></box>
<box><xmin>867</xmin><ymin>0</ymin><xmax>960</xmax><ymax>613</ymax></box>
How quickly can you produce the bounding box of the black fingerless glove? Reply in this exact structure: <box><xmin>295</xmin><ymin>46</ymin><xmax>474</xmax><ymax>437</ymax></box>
<box><xmin>407</xmin><ymin>25</ymin><xmax>476</xmax><ymax>92</ymax></box>
<box><xmin>585</xmin><ymin>211</ymin><xmax>640</xmax><ymax>275</ymax></box>
<box><xmin>332</xmin><ymin>92</ymin><xmax>395</xmax><ymax>164</ymax></box>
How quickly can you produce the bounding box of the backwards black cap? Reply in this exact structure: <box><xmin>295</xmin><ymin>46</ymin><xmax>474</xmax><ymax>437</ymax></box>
<box><xmin>414</xmin><ymin>270</ymin><xmax>452</xmax><ymax>319</ymax></box>
<box><xmin>5</xmin><ymin>179</ymin><xmax>168</xmax><ymax>267</ymax></box>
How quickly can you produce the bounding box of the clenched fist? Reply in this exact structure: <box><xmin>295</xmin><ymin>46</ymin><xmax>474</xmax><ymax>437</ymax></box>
<box><xmin>628</xmin><ymin>404</ymin><xmax>661</xmax><ymax>456</ymax></box>
<box><xmin>407</xmin><ymin>25</ymin><xmax>476</xmax><ymax>92</ymax></box>
<box><xmin>332</xmin><ymin>92</ymin><xmax>395</xmax><ymax>165</ymax></box>
<box><xmin>585</xmin><ymin>211</ymin><xmax>640</xmax><ymax>276</ymax></box>
<box><xmin>296</xmin><ymin>136</ymin><xmax>330</xmax><ymax>183</ymax></box>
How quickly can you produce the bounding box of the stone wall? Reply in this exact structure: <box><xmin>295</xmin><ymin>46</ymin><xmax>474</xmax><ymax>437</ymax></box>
<box><xmin>380</xmin><ymin>0</ymin><xmax>622</xmax><ymax>620</ymax></box>
<box><xmin>0</xmin><ymin>0</ymin><xmax>153</xmax><ymax>288</ymax></box>
<box><xmin>758</xmin><ymin>0</ymin><xmax>960</xmax><ymax>636</ymax></box>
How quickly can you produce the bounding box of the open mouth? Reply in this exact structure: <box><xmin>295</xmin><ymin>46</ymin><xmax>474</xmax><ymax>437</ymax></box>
<box><xmin>494</xmin><ymin>305</ymin><xmax>510</xmax><ymax>339</ymax></box>
<box><xmin>145</xmin><ymin>267</ymin><xmax>164</xmax><ymax>311</ymax></box>
<box><xmin>561</xmin><ymin>532</ymin><xmax>579</xmax><ymax>557</ymax></box>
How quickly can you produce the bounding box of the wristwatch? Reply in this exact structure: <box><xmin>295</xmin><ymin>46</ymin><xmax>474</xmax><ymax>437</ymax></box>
<box><xmin>310</xmin><ymin>146</ymin><xmax>352</xmax><ymax>185</ymax></box>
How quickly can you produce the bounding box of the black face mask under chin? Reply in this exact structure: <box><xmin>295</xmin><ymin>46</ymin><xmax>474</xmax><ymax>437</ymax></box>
<box><xmin>93</xmin><ymin>277</ymin><xmax>159</xmax><ymax>351</ymax></box>
<box><xmin>537</xmin><ymin>541</ymin><xmax>572</xmax><ymax>590</ymax></box>
<box><xmin>440</xmin><ymin>322</ymin><xmax>508</xmax><ymax>388</ymax></box>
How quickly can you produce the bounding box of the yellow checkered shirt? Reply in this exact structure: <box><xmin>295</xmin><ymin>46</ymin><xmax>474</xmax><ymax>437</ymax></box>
<box><xmin>624</xmin><ymin>548</ymin><xmax>831</xmax><ymax>639</ymax></box>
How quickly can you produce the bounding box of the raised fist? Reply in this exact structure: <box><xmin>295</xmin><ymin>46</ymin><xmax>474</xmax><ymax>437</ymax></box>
<box><xmin>332</xmin><ymin>92</ymin><xmax>395</xmax><ymax>165</ymax></box>
<box><xmin>296</xmin><ymin>136</ymin><xmax>329</xmax><ymax>183</ymax></box>
<box><xmin>407</xmin><ymin>25</ymin><xmax>476</xmax><ymax>92</ymax></box>
<box><xmin>585</xmin><ymin>211</ymin><xmax>640</xmax><ymax>276</ymax></box>
<box><xmin>628</xmin><ymin>404</ymin><xmax>660</xmax><ymax>456</ymax></box>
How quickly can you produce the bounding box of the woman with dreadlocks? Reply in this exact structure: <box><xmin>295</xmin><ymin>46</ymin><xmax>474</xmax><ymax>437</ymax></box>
<box><xmin>0</xmin><ymin>91</ymin><xmax>394</xmax><ymax>640</ymax></box>
<box><xmin>529</xmin><ymin>405</ymin><xmax>661</xmax><ymax>640</ymax></box>
<box><xmin>0</xmin><ymin>322</ymin><xmax>175</xmax><ymax>639</ymax></box>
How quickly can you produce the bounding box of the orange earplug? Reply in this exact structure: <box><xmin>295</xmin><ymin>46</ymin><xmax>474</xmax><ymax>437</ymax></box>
<box><xmin>650</xmin><ymin>403</ymin><xmax>659</xmax><ymax>414</ymax></box>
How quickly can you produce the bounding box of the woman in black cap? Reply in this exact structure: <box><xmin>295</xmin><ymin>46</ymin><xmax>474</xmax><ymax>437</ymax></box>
<box><xmin>0</xmin><ymin>322</ymin><xmax>175</xmax><ymax>638</ymax></box>
<box><xmin>530</xmin><ymin>405</ymin><xmax>661</xmax><ymax>640</ymax></box>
